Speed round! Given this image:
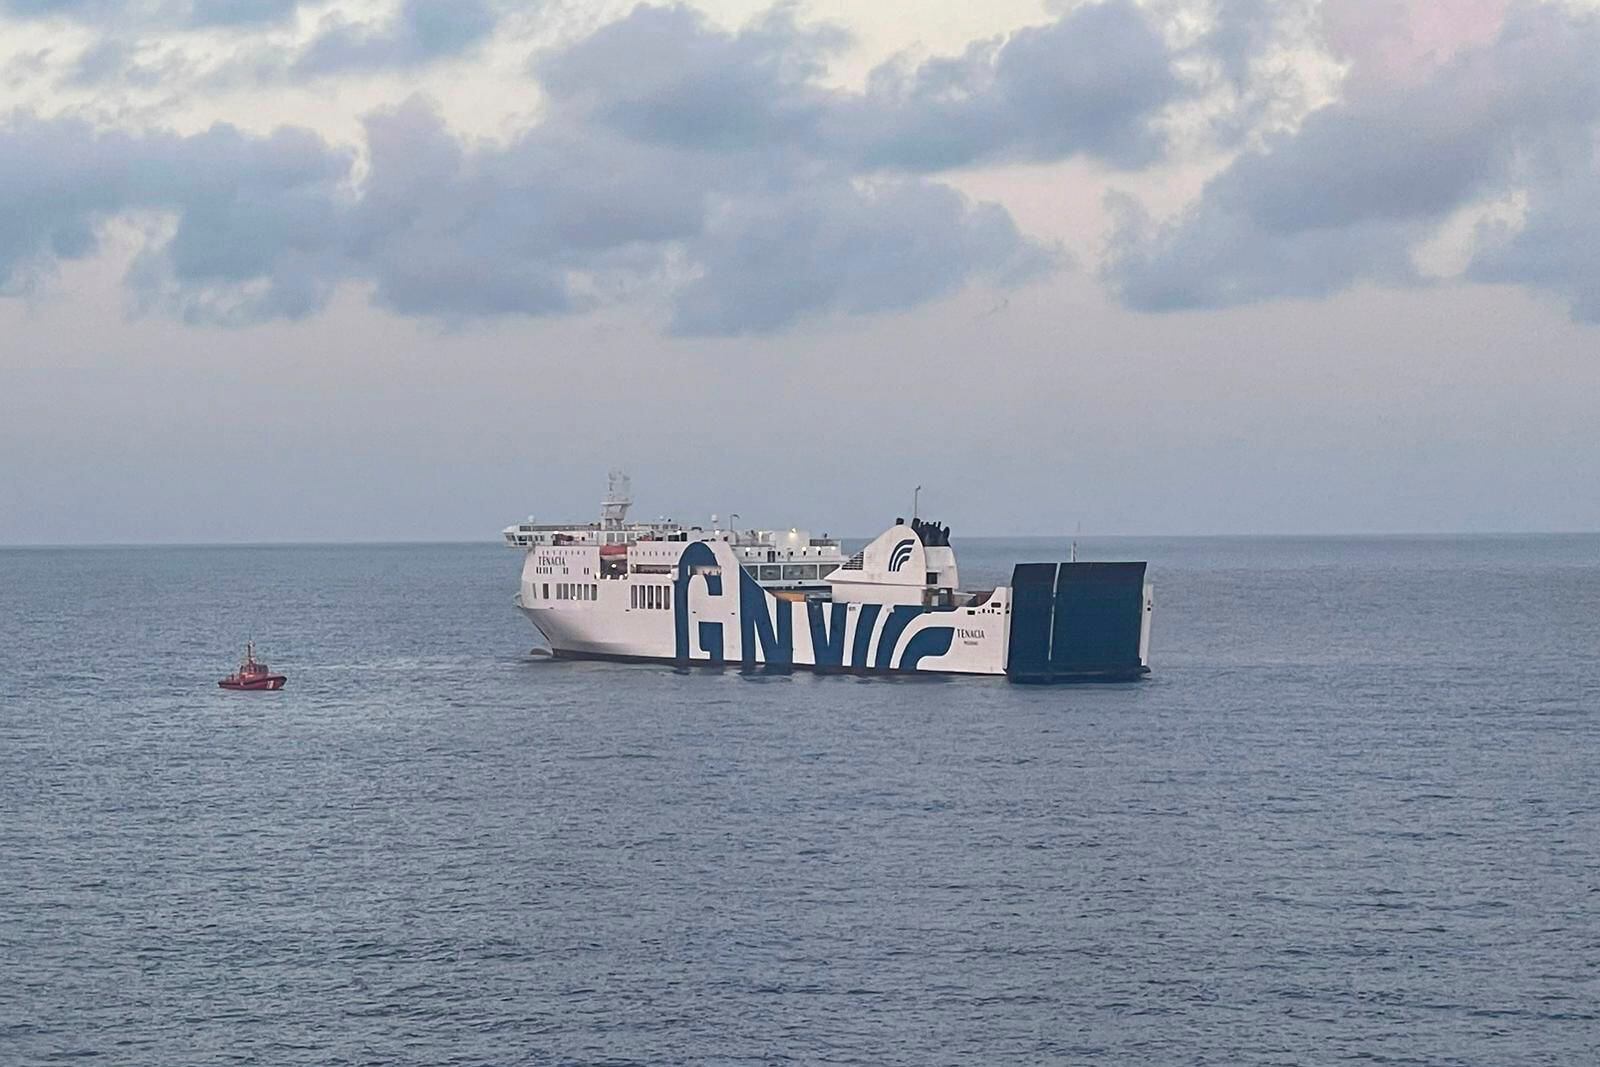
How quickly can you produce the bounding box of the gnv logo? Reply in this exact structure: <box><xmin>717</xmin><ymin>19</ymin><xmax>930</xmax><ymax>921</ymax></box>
<box><xmin>888</xmin><ymin>538</ymin><xmax>916</xmax><ymax>573</ymax></box>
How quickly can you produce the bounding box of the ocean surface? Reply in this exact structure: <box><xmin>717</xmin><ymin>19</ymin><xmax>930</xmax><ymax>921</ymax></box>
<box><xmin>2</xmin><ymin>535</ymin><xmax>1597</xmax><ymax>1065</ymax></box>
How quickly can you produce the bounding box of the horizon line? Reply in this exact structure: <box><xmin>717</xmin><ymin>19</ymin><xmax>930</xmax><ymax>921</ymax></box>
<box><xmin>4</xmin><ymin>529</ymin><xmax>1600</xmax><ymax>549</ymax></box>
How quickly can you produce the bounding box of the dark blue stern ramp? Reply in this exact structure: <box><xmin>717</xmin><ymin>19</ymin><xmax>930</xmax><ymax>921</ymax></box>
<box><xmin>1006</xmin><ymin>561</ymin><xmax>1152</xmax><ymax>683</ymax></box>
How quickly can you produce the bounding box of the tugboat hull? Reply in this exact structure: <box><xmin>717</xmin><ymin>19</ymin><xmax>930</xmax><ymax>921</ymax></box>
<box><xmin>219</xmin><ymin>676</ymin><xmax>286</xmax><ymax>691</ymax></box>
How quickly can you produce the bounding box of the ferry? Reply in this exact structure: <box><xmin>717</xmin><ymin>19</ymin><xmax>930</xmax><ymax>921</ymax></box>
<box><xmin>505</xmin><ymin>473</ymin><xmax>1153</xmax><ymax>682</ymax></box>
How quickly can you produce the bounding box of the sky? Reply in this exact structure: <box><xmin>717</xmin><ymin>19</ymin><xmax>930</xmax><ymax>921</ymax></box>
<box><xmin>2</xmin><ymin>0</ymin><xmax>1598</xmax><ymax>543</ymax></box>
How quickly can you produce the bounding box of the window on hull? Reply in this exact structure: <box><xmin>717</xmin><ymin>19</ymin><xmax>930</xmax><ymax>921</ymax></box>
<box><xmin>630</xmin><ymin>583</ymin><xmax>673</xmax><ymax>609</ymax></box>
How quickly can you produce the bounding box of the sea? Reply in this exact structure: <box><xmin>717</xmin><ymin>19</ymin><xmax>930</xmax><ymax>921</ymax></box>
<box><xmin>2</xmin><ymin>535</ymin><xmax>1597</xmax><ymax>1066</ymax></box>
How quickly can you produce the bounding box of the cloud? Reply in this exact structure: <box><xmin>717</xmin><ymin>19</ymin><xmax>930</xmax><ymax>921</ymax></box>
<box><xmin>1203</xmin><ymin>0</ymin><xmax>1291</xmax><ymax>87</ymax></box>
<box><xmin>1468</xmin><ymin>171</ymin><xmax>1600</xmax><ymax>323</ymax></box>
<box><xmin>672</xmin><ymin>177</ymin><xmax>1053</xmax><ymax>335</ymax></box>
<box><xmin>28</xmin><ymin>1</ymin><xmax>502</xmax><ymax>84</ymax></box>
<box><xmin>536</xmin><ymin>3</ymin><xmax>845</xmax><ymax>154</ymax></box>
<box><xmin>839</xmin><ymin>0</ymin><xmax>1184</xmax><ymax>171</ymax></box>
<box><xmin>293</xmin><ymin>0</ymin><xmax>499</xmax><ymax>75</ymax></box>
<box><xmin>1105</xmin><ymin>0</ymin><xmax>1600</xmax><ymax>317</ymax></box>
<box><xmin>5</xmin><ymin>1</ymin><xmax>1337</xmax><ymax>334</ymax></box>
<box><xmin>1</xmin><ymin>0</ymin><xmax>299</xmax><ymax>27</ymax></box>
<box><xmin>346</xmin><ymin>97</ymin><xmax>711</xmax><ymax>320</ymax></box>
<box><xmin>0</xmin><ymin>92</ymin><xmax>1051</xmax><ymax>332</ymax></box>
<box><xmin>70</xmin><ymin>37</ymin><xmax>196</xmax><ymax>87</ymax></box>
<box><xmin>1322</xmin><ymin>0</ymin><xmax>1509</xmax><ymax>93</ymax></box>
<box><xmin>0</xmin><ymin>114</ymin><xmax>353</xmax><ymax>321</ymax></box>
<box><xmin>347</xmin><ymin>97</ymin><xmax>1052</xmax><ymax>333</ymax></box>
<box><xmin>538</xmin><ymin>0</ymin><xmax>1190</xmax><ymax>171</ymax></box>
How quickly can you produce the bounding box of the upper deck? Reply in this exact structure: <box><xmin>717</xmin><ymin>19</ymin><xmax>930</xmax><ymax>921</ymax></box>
<box><xmin>503</xmin><ymin>471</ymin><xmax>845</xmax><ymax>591</ymax></box>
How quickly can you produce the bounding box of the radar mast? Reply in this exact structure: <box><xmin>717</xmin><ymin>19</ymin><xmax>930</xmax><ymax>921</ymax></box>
<box><xmin>601</xmin><ymin>470</ymin><xmax>632</xmax><ymax>530</ymax></box>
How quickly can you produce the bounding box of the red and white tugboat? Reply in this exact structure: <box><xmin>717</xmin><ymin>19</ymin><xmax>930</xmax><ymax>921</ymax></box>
<box><xmin>218</xmin><ymin>642</ymin><xmax>287</xmax><ymax>691</ymax></box>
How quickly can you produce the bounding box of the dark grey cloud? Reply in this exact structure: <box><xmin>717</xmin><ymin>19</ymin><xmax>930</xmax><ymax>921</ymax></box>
<box><xmin>1468</xmin><ymin>172</ymin><xmax>1600</xmax><ymax>323</ymax></box>
<box><xmin>672</xmin><ymin>177</ymin><xmax>1051</xmax><ymax>335</ymax></box>
<box><xmin>536</xmin><ymin>3</ymin><xmax>844</xmax><ymax>154</ymax></box>
<box><xmin>1106</xmin><ymin>1</ymin><xmax>1600</xmax><ymax>319</ymax></box>
<box><xmin>294</xmin><ymin>0</ymin><xmax>498</xmax><ymax>76</ymax></box>
<box><xmin>346</xmin><ymin>97</ymin><xmax>711</xmax><ymax>319</ymax></box>
<box><xmin>7</xmin><ymin>1</ymin><xmax>1314</xmax><ymax>333</ymax></box>
<box><xmin>537</xmin><ymin>0</ymin><xmax>1188</xmax><ymax>171</ymax></box>
<box><xmin>0</xmin><ymin>90</ymin><xmax>1050</xmax><ymax>332</ymax></box>
<box><xmin>1202</xmin><ymin>0</ymin><xmax>1280</xmax><ymax>86</ymax></box>
<box><xmin>70</xmin><ymin>37</ymin><xmax>195</xmax><ymax>87</ymax></box>
<box><xmin>1103</xmin><ymin>190</ymin><xmax>1423</xmax><ymax>311</ymax></box>
<box><xmin>189</xmin><ymin>0</ymin><xmax>297</xmax><ymax>25</ymax></box>
<box><xmin>346</xmin><ymin>97</ymin><xmax>1050</xmax><ymax>332</ymax></box>
<box><xmin>839</xmin><ymin>0</ymin><xmax>1184</xmax><ymax>171</ymax></box>
<box><xmin>0</xmin><ymin>114</ymin><xmax>352</xmax><ymax>322</ymax></box>
<box><xmin>72</xmin><ymin>38</ymin><xmax>141</xmax><ymax>85</ymax></box>
<box><xmin>33</xmin><ymin>1</ymin><xmax>502</xmax><ymax>86</ymax></box>
<box><xmin>2</xmin><ymin>0</ymin><xmax>299</xmax><ymax>27</ymax></box>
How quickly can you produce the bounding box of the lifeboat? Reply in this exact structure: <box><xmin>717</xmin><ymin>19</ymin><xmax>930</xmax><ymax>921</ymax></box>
<box><xmin>219</xmin><ymin>642</ymin><xmax>287</xmax><ymax>691</ymax></box>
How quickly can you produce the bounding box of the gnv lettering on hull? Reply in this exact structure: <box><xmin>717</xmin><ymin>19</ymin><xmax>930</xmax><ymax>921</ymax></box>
<box><xmin>739</xmin><ymin>567</ymin><xmax>792</xmax><ymax>666</ymax></box>
<box><xmin>673</xmin><ymin>542</ymin><xmax>725</xmax><ymax>662</ymax></box>
<box><xmin>671</xmin><ymin>539</ymin><xmax>962</xmax><ymax>671</ymax></box>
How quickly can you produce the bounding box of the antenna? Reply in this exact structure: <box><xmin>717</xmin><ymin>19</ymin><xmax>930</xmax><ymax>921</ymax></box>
<box><xmin>913</xmin><ymin>485</ymin><xmax>922</xmax><ymax>520</ymax></box>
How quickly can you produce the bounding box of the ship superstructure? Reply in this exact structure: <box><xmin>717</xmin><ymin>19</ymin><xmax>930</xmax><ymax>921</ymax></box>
<box><xmin>504</xmin><ymin>472</ymin><xmax>846</xmax><ymax>594</ymax></box>
<box><xmin>505</xmin><ymin>474</ymin><xmax>1153</xmax><ymax>682</ymax></box>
